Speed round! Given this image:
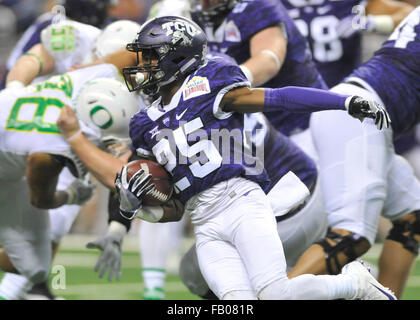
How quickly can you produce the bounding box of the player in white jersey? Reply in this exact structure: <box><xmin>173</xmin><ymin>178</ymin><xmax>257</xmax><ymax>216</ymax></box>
<box><xmin>0</xmin><ymin>63</ymin><xmax>140</xmax><ymax>300</ymax></box>
<box><xmin>0</xmin><ymin>20</ymin><xmax>141</xmax><ymax>300</ymax></box>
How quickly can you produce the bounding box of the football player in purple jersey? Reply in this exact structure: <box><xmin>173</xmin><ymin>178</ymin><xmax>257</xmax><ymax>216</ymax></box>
<box><xmin>281</xmin><ymin>0</ymin><xmax>413</xmax><ymax>87</ymax></box>
<box><xmin>110</xmin><ymin>15</ymin><xmax>393</xmax><ymax>299</ymax></box>
<box><xmin>287</xmin><ymin>6</ymin><xmax>420</xmax><ymax>299</ymax></box>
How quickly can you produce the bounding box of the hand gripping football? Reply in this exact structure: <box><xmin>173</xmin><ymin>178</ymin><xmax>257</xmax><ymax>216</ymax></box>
<box><xmin>125</xmin><ymin>159</ymin><xmax>173</xmax><ymax>206</ymax></box>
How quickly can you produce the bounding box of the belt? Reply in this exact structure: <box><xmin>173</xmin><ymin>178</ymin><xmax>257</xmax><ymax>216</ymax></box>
<box><xmin>275</xmin><ymin>179</ymin><xmax>316</xmax><ymax>223</ymax></box>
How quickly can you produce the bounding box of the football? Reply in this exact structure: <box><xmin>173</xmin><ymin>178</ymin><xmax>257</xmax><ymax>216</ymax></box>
<box><xmin>125</xmin><ymin>159</ymin><xmax>173</xmax><ymax>206</ymax></box>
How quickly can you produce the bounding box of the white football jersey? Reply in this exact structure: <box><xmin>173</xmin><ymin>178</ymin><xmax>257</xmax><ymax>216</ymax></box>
<box><xmin>0</xmin><ymin>64</ymin><xmax>120</xmax><ymax>181</ymax></box>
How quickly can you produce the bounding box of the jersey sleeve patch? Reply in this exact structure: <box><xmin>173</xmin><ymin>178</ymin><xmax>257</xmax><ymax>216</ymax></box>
<box><xmin>182</xmin><ymin>76</ymin><xmax>211</xmax><ymax>101</ymax></box>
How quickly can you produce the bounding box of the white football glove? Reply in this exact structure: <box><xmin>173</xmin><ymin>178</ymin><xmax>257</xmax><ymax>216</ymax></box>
<box><xmin>64</xmin><ymin>178</ymin><xmax>96</xmax><ymax>205</ymax></box>
<box><xmin>115</xmin><ymin>166</ymin><xmax>155</xmax><ymax>220</ymax></box>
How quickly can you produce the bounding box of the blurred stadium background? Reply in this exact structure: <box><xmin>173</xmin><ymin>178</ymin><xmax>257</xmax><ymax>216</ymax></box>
<box><xmin>0</xmin><ymin>0</ymin><xmax>419</xmax><ymax>300</ymax></box>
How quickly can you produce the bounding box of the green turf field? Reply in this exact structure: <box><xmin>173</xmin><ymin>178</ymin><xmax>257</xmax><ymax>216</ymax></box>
<box><xmin>1</xmin><ymin>235</ymin><xmax>419</xmax><ymax>300</ymax></box>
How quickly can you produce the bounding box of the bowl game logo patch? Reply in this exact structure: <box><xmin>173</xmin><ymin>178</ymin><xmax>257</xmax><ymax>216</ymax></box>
<box><xmin>183</xmin><ymin>76</ymin><xmax>210</xmax><ymax>101</ymax></box>
<box><xmin>225</xmin><ymin>21</ymin><xmax>241</xmax><ymax>42</ymax></box>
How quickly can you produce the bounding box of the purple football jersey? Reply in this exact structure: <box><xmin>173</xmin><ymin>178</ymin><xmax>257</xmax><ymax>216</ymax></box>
<box><xmin>129</xmin><ymin>56</ymin><xmax>271</xmax><ymax>204</ymax></box>
<box><xmin>194</xmin><ymin>0</ymin><xmax>327</xmax><ymax>136</ymax></box>
<box><xmin>348</xmin><ymin>7</ymin><xmax>420</xmax><ymax>138</ymax></box>
<box><xmin>281</xmin><ymin>0</ymin><xmax>365</xmax><ymax>88</ymax></box>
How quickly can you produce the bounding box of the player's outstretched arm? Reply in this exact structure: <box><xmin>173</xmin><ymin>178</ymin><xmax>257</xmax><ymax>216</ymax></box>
<box><xmin>6</xmin><ymin>44</ymin><xmax>55</xmax><ymax>88</ymax></box>
<box><xmin>57</xmin><ymin>105</ymin><xmax>126</xmax><ymax>190</ymax></box>
<box><xmin>221</xmin><ymin>86</ymin><xmax>391</xmax><ymax>129</ymax></box>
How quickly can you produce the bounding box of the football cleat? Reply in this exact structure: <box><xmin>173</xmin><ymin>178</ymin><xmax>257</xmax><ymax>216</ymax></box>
<box><xmin>142</xmin><ymin>287</ymin><xmax>165</xmax><ymax>300</ymax></box>
<box><xmin>25</xmin><ymin>282</ymin><xmax>64</xmax><ymax>300</ymax></box>
<box><xmin>341</xmin><ymin>260</ymin><xmax>397</xmax><ymax>300</ymax></box>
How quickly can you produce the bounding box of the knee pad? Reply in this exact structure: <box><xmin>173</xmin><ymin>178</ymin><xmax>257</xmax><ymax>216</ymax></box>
<box><xmin>315</xmin><ymin>229</ymin><xmax>370</xmax><ymax>274</ymax></box>
<box><xmin>387</xmin><ymin>211</ymin><xmax>420</xmax><ymax>255</ymax></box>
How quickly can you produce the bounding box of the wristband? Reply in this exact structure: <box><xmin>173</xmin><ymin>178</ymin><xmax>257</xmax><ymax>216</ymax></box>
<box><xmin>63</xmin><ymin>188</ymin><xmax>76</xmax><ymax>204</ymax></box>
<box><xmin>66</xmin><ymin>129</ymin><xmax>82</xmax><ymax>142</ymax></box>
<box><xmin>23</xmin><ymin>52</ymin><xmax>43</xmax><ymax>75</ymax></box>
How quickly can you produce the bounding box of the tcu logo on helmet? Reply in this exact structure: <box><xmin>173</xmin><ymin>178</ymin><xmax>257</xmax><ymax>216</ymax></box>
<box><xmin>162</xmin><ymin>20</ymin><xmax>199</xmax><ymax>37</ymax></box>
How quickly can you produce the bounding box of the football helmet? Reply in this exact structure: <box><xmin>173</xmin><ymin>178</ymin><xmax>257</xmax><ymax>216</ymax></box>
<box><xmin>56</xmin><ymin>0</ymin><xmax>116</xmax><ymax>27</ymax></box>
<box><xmin>74</xmin><ymin>78</ymin><xmax>139</xmax><ymax>141</ymax></box>
<box><xmin>190</xmin><ymin>0</ymin><xmax>238</xmax><ymax>24</ymax></box>
<box><xmin>122</xmin><ymin>15</ymin><xmax>207</xmax><ymax>95</ymax></box>
<box><xmin>93</xmin><ymin>20</ymin><xmax>142</xmax><ymax>59</ymax></box>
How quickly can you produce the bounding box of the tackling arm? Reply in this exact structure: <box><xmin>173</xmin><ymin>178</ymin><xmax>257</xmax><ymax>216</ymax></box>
<box><xmin>57</xmin><ymin>105</ymin><xmax>126</xmax><ymax>190</ymax></box>
<box><xmin>6</xmin><ymin>44</ymin><xmax>55</xmax><ymax>87</ymax></box>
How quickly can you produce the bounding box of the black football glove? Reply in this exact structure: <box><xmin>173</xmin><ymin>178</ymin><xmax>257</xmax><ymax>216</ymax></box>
<box><xmin>346</xmin><ymin>96</ymin><xmax>391</xmax><ymax>130</ymax></box>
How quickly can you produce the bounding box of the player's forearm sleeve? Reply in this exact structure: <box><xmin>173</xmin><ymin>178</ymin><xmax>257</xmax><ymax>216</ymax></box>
<box><xmin>264</xmin><ymin>87</ymin><xmax>348</xmax><ymax>113</ymax></box>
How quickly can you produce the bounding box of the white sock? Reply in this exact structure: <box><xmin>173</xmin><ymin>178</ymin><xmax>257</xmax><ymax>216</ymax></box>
<box><xmin>259</xmin><ymin>274</ymin><xmax>356</xmax><ymax>300</ymax></box>
<box><xmin>142</xmin><ymin>269</ymin><xmax>166</xmax><ymax>290</ymax></box>
<box><xmin>306</xmin><ymin>274</ymin><xmax>356</xmax><ymax>300</ymax></box>
<box><xmin>0</xmin><ymin>273</ymin><xmax>33</xmax><ymax>300</ymax></box>
<box><xmin>139</xmin><ymin>221</ymin><xmax>172</xmax><ymax>289</ymax></box>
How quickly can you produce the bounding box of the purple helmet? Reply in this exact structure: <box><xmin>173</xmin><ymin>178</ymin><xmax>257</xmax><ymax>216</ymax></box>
<box><xmin>190</xmin><ymin>0</ymin><xmax>238</xmax><ymax>25</ymax></box>
<box><xmin>122</xmin><ymin>15</ymin><xmax>207</xmax><ymax>95</ymax></box>
<box><xmin>57</xmin><ymin>0</ymin><xmax>115</xmax><ymax>27</ymax></box>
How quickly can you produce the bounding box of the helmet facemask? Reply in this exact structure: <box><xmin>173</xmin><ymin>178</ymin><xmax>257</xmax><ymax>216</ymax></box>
<box><xmin>123</xmin><ymin>45</ymin><xmax>163</xmax><ymax>95</ymax></box>
<box><xmin>123</xmin><ymin>37</ymin><xmax>202</xmax><ymax>96</ymax></box>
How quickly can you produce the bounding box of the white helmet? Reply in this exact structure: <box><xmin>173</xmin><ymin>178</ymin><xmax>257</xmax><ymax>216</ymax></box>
<box><xmin>74</xmin><ymin>77</ymin><xmax>139</xmax><ymax>141</ymax></box>
<box><xmin>93</xmin><ymin>20</ymin><xmax>141</xmax><ymax>59</ymax></box>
